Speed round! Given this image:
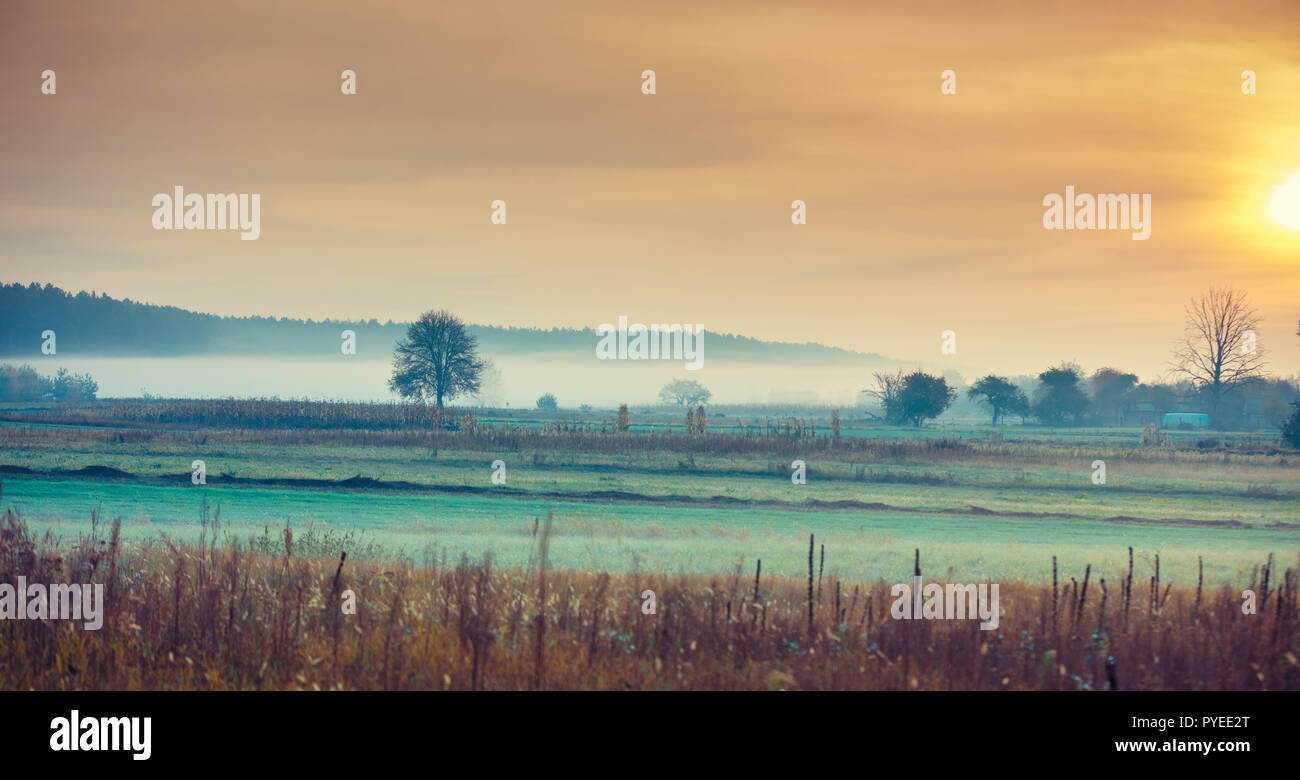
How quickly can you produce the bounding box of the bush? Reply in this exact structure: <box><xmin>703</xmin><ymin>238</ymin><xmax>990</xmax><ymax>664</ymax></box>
<box><xmin>1282</xmin><ymin>401</ymin><xmax>1300</xmax><ymax>448</ymax></box>
<box><xmin>0</xmin><ymin>363</ymin><xmax>97</xmax><ymax>402</ymax></box>
<box><xmin>536</xmin><ymin>393</ymin><xmax>558</xmax><ymax>411</ymax></box>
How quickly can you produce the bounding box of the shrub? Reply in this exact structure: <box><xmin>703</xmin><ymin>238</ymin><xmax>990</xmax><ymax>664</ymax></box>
<box><xmin>1282</xmin><ymin>401</ymin><xmax>1300</xmax><ymax>448</ymax></box>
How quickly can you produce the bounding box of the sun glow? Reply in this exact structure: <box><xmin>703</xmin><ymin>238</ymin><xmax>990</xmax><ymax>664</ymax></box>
<box><xmin>1269</xmin><ymin>174</ymin><xmax>1300</xmax><ymax>229</ymax></box>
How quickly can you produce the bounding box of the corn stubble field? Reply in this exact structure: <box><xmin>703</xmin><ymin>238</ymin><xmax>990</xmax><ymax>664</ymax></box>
<box><xmin>2</xmin><ymin>506</ymin><xmax>1296</xmax><ymax>691</ymax></box>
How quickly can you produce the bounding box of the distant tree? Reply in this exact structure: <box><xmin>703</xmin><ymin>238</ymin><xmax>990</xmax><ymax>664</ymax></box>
<box><xmin>695</xmin><ymin>404</ymin><xmax>708</xmax><ymax>435</ymax></box>
<box><xmin>870</xmin><ymin>370</ymin><xmax>955</xmax><ymax>427</ymax></box>
<box><xmin>967</xmin><ymin>375</ymin><xmax>1028</xmax><ymax>425</ymax></box>
<box><xmin>1090</xmin><ymin>367</ymin><xmax>1138</xmax><ymax>425</ymax></box>
<box><xmin>616</xmin><ymin>404</ymin><xmax>630</xmax><ymax>432</ymax></box>
<box><xmin>76</xmin><ymin>372</ymin><xmax>98</xmax><ymax>400</ymax></box>
<box><xmin>830</xmin><ymin>409</ymin><xmax>841</xmax><ymax>442</ymax></box>
<box><xmin>51</xmin><ymin>368</ymin><xmax>78</xmax><ymax>401</ymax></box>
<box><xmin>1202</xmin><ymin>375</ymin><xmax>1300</xmax><ymax>429</ymax></box>
<box><xmin>1286</xmin><ymin>322</ymin><xmax>1300</xmax><ymax>446</ymax></box>
<box><xmin>1171</xmin><ymin>287</ymin><xmax>1266</xmax><ymax>426</ymax></box>
<box><xmin>389</xmin><ymin>310</ymin><xmax>486</xmax><ymax>410</ymax></box>
<box><xmin>1261</xmin><ymin>396</ymin><xmax>1293</xmax><ymax>429</ymax></box>
<box><xmin>536</xmin><ymin>393</ymin><xmax>558</xmax><ymax>411</ymax></box>
<box><xmin>658</xmin><ymin>379</ymin><xmax>712</xmax><ymax>406</ymax></box>
<box><xmin>1130</xmin><ymin>381</ymin><xmax>1179</xmax><ymax>414</ymax></box>
<box><xmin>897</xmin><ymin>372</ymin><xmax>956</xmax><ymax>426</ymax></box>
<box><xmin>1283</xmin><ymin>401</ymin><xmax>1300</xmax><ymax>448</ymax></box>
<box><xmin>0</xmin><ymin>363</ymin><xmax>95</xmax><ymax>402</ymax></box>
<box><xmin>1032</xmin><ymin>363</ymin><xmax>1090</xmax><ymax>425</ymax></box>
<box><xmin>866</xmin><ymin>370</ymin><xmax>906</xmax><ymax>422</ymax></box>
<box><xmin>0</xmin><ymin>364</ymin><xmax>48</xmax><ymax>401</ymax></box>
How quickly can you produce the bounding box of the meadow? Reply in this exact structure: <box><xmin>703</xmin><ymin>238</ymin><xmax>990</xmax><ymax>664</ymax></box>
<box><xmin>0</xmin><ymin>398</ymin><xmax>1297</xmax><ymax>690</ymax></box>
<box><xmin>1</xmin><ymin>400</ymin><xmax>1297</xmax><ymax>587</ymax></box>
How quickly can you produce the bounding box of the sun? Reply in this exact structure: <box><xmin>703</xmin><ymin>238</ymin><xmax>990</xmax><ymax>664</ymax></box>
<box><xmin>1269</xmin><ymin>174</ymin><xmax>1300</xmax><ymax>229</ymax></box>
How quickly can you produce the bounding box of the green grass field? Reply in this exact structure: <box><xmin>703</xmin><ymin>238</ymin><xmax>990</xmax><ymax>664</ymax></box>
<box><xmin>1</xmin><ymin>474</ymin><xmax>1294</xmax><ymax>587</ymax></box>
<box><xmin>2</xmin><ymin>408</ymin><xmax>1296</xmax><ymax>589</ymax></box>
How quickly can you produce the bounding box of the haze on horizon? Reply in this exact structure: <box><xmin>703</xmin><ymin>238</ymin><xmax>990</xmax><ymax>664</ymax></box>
<box><xmin>3</xmin><ymin>0</ymin><xmax>1300</xmax><ymax>385</ymax></box>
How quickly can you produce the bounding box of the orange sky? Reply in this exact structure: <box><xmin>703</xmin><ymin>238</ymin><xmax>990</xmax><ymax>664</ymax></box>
<box><xmin>2</xmin><ymin>0</ymin><xmax>1299</xmax><ymax>382</ymax></box>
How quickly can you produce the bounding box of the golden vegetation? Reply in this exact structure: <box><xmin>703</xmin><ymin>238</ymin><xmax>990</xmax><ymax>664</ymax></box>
<box><xmin>2</xmin><ymin>509</ymin><xmax>1295</xmax><ymax>691</ymax></box>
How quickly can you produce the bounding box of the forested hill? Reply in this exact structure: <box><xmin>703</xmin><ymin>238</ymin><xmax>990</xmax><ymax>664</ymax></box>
<box><xmin>0</xmin><ymin>283</ymin><xmax>894</xmax><ymax>364</ymax></box>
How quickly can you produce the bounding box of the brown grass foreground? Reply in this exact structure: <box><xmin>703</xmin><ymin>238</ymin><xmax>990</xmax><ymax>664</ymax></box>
<box><xmin>1</xmin><ymin>509</ymin><xmax>1296</xmax><ymax>691</ymax></box>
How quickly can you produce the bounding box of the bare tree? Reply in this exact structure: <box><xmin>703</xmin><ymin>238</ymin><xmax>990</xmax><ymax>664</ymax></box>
<box><xmin>389</xmin><ymin>309</ymin><xmax>487</xmax><ymax>411</ymax></box>
<box><xmin>866</xmin><ymin>370</ymin><xmax>905</xmax><ymax>420</ymax></box>
<box><xmin>1170</xmin><ymin>287</ymin><xmax>1266</xmax><ymax>424</ymax></box>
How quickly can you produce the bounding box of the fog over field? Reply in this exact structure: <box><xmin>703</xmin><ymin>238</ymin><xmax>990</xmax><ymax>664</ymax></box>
<box><xmin>26</xmin><ymin>355</ymin><xmax>911</xmax><ymax>407</ymax></box>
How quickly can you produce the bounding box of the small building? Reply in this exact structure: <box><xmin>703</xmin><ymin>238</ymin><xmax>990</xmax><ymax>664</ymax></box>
<box><xmin>1161</xmin><ymin>412</ymin><xmax>1209</xmax><ymax>429</ymax></box>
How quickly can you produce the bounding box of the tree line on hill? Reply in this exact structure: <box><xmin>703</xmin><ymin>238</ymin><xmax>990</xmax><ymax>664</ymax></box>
<box><xmin>0</xmin><ymin>282</ymin><xmax>891</xmax><ymax>363</ymax></box>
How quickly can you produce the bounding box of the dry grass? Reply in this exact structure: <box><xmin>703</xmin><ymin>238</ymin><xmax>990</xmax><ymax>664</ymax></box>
<box><xmin>2</xmin><ymin>509</ymin><xmax>1296</xmax><ymax>691</ymax></box>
